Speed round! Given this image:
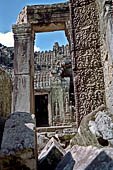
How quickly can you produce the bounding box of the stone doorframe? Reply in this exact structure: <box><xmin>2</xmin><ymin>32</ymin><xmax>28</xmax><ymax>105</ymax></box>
<box><xmin>12</xmin><ymin>2</ymin><xmax>70</xmax><ymax>114</ymax></box>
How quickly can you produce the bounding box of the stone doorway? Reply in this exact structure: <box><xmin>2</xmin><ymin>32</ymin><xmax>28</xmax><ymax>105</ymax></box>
<box><xmin>35</xmin><ymin>94</ymin><xmax>49</xmax><ymax>127</ymax></box>
<box><xmin>12</xmin><ymin>2</ymin><xmax>70</xmax><ymax>114</ymax></box>
<box><xmin>12</xmin><ymin>2</ymin><xmax>76</xmax><ymax>126</ymax></box>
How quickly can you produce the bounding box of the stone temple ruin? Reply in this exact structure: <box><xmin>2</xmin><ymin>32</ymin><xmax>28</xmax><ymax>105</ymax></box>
<box><xmin>12</xmin><ymin>2</ymin><xmax>77</xmax><ymax>127</ymax></box>
<box><xmin>11</xmin><ymin>0</ymin><xmax>112</xmax><ymax>127</ymax></box>
<box><xmin>0</xmin><ymin>0</ymin><xmax>113</xmax><ymax>169</ymax></box>
<box><xmin>34</xmin><ymin>43</ymin><xmax>75</xmax><ymax>127</ymax></box>
<box><xmin>0</xmin><ymin>42</ymin><xmax>75</xmax><ymax>128</ymax></box>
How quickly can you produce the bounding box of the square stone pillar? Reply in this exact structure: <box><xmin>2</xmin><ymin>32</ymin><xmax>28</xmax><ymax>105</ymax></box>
<box><xmin>69</xmin><ymin>0</ymin><xmax>105</xmax><ymax>127</ymax></box>
<box><xmin>12</xmin><ymin>24</ymin><xmax>34</xmax><ymax>113</ymax></box>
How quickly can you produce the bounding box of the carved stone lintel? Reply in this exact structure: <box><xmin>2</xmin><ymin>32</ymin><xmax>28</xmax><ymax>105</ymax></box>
<box><xmin>12</xmin><ymin>23</ymin><xmax>32</xmax><ymax>34</ymax></box>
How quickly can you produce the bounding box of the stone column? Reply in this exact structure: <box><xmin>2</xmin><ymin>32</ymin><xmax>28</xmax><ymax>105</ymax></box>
<box><xmin>12</xmin><ymin>24</ymin><xmax>34</xmax><ymax>113</ymax></box>
<box><xmin>70</xmin><ymin>0</ymin><xmax>105</xmax><ymax>127</ymax></box>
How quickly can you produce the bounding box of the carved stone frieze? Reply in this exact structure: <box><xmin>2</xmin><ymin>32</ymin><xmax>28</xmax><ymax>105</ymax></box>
<box><xmin>73</xmin><ymin>48</ymin><xmax>103</xmax><ymax>70</ymax></box>
<box><xmin>71</xmin><ymin>0</ymin><xmax>95</xmax><ymax>8</ymax></box>
<box><xmin>73</xmin><ymin>68</ymin><xmax>104</xmax><ymax>92</ymax></box>
<box><xmin>74</xmin><ymin>30</ymin><xmax>101</xmax><ymax>50</ymax></box>
<box><xmin>70</xmin><ymin>0</ymin><xmax>105</xmax><ymax>126</ymax></box>
<box><xmin>72</xmin><ymin>3</ymin><xmax>99</xmax><ymax>29</ymax></box>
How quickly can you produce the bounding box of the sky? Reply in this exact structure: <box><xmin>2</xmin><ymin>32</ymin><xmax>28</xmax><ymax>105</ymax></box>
<box><xmin>0</xmin><ymin>0</ymin><xmax>68</xmax><ymax>51</ymax></box>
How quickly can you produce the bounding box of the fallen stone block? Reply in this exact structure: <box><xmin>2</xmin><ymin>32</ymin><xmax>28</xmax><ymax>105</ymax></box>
<box><xmin>37</xmin><ymin>133</ymin><xmax>49</xmax><ymax>154</ymax></box>
<box><xmin>55</xmin><ymin>151</ymin><xmax>75</xmax><ymax>170</ymax></box>
<box><xmin>55</xmin><ymin>145</ymin><xmax>113</xmax><ymax>170</ymax></box>
<box><xmin>38</xmin><ymin>137</ymin><xmax>66</xmax><ymax>170</ymax></box>
<box><xmin>0</xmin><ymin>112</ymin><xmax>35</xmax><ymax>170</ymax></box>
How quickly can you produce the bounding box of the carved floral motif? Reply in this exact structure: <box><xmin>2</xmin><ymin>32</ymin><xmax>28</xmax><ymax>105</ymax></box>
<box><xmin>70</xmin><ymin>0</ymin><xmax>105</xmax><ymax>125</ymax></box>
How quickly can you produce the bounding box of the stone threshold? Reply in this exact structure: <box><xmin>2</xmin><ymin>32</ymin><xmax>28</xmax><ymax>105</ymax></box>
<box><xmin>36</xmin><ymin>125</ymin><xmax>77</xmax><ymax>133</ymax></box>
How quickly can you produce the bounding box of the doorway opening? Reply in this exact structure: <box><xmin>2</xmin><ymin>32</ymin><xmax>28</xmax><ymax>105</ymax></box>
<box><xmin>35</xmin><ymin>31</ymin><xmax>68</xmax><ymax>52</ymax></box>
<box><xmin>34</xmin><ymin>30</ymin><xmax>75</xmax><ymax>126</ymax></box>
<box><xmin>35</xmin><ymin>94</ymin><xmax>49</xmax><ymax>127</ymax></box>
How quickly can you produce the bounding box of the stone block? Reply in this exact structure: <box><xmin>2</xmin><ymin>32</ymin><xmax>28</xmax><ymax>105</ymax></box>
<box><xmin>38</xmin><ymin>137</ymin><xmax>66</xmax><ymax>170</ymax></box>
<box><xmin>0</xmin><ymin>112</ymin><xmax>35</xmax><ymax>170</ymax></box>
<box><xmin>1</xmin><ymin>112</ymin><xmax>35</xmax><ymax>154</ymax></box>
<box><xmin>37</xmin><ymin>133</ymin><xmax>49</xmax><ymax>154</ymax></box>
<box><xmin>56</xmin><ymin>145</ymin><xmax>113</xmax><ymax>170</ymax></box>
<box><xmin>12</xmin><ymin>75</ymin><xmax>32</xmax><ymax>113</ymax></box>
<box><xmin>55</xmin><ymin>151</ymin><xmax>75</xmax><ymax>170</ymax></box>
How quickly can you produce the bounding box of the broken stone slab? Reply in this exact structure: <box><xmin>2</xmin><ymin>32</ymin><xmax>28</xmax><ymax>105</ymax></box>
<box><xmin>55</xmin><ymin>151</ymin><xmax>75</xmax><ymax>170</ymax></box>
<box><xmin>70</xmin><ymin>105</ymin><xmax>112</xmax><ymax>147</ymax></box>
<box><xmin>37</xmin><ymin>133</ymin><xmax>49</xmax><ymax>154</ymax></box>
<box><xmin>0</xmin><ymin>112</ymin><xmax>35</xmax><ymax>170</ymax></box>
<box><xmin>88</xmin><ymin>110</ymin><xmax>113</xmax><ymax>146</ymax></box>
<box><xmin>1</xmin><ymin>112</ymin><xmax>35</xmax><ymax>154</ymax></box>
<box><xmin>38</xmin><ymin>137</ymin><xmax>66</xmax><ymax>170</ymax></box>
<box><xmin>55</xmin><ymin>145</ymin><xmax>113</xmax><ymax>170</ymax></box>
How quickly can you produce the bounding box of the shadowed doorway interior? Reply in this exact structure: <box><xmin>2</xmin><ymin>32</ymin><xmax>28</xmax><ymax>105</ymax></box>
<box><xmin>35</xmin><ymin>94</ymin><xmax>49</xmax><ymax>127</ymax></box>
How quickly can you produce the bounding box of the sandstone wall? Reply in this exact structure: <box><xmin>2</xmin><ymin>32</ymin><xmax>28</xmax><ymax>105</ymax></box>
<box><xmin>70</xmin><ymin>0</ymin><xmax>105</xmax><ymax>126</ymax></box>
<box><xmin>0</xmin><ymin>68</ymin><xmax>12</xmax><ymax>119</ymax></box>
<box><xmin>97</xmin><ymin>0</ymin><xmax>113</xmax><ymax>114</ymax></box>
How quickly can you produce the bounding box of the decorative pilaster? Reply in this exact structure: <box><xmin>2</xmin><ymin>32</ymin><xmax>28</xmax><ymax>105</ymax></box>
<box><xmin>70</xmin><ymin>0</ymin><xmax>105</xmax><ymax>127</ymax></box>
<box><xmin>12</xmin><ymin>23</ymin><xmax>34</xmax><ymax>113</ymax></box>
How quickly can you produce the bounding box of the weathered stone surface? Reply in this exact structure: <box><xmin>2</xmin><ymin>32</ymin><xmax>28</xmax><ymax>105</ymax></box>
<box><xmin>0</xmin><ymin>112</ymin><xmax>35</xmax><ymax>170</ymax></box>
<box><xmin>55</xmin><ymin>151</ymin><xmax>75</xmax><ymax>170</ymax></box>
<box><xmin>38</xmin><ymin>137</ymin><xmax>66</xmax><ymax>170</ymax></box>
<box><xmin>0</xmin><ymin>116</ymin><xmax>5</xmax><ymax>149</ymax></box>
<box><xmin>12</xmin><ymin>75</ymin><xmax>32</xmax><ymax>113</ymax></box>
<box><xmin>70</xmin><ymin>0</ymin><xmax>105</xmax><ymax>126</ymax></box>
<box><xmin>56</xmin><ymin>145</ymin><xmax>113</xmax><ymax>170</ymax></box>
<box><xmin>0</xmin><ymin>68</ymin><xmax>11</xmax><ymax>148</ymax></box>
<box><xmin>12</xmin><ymin>24</ymin><xmax>34</xmax><ymax>75</ymax></box>
<box><xmin>88</xmin><ymin>110</ymin><xmax>113</xmax><ymax>146</ymax></box>
<box><xmin>17</xmin><ymin>3</ymin><xmax>69</xmax><ymax>32</ymax></box>
<box><xmin>1</xmin><ymin>112</ymin><xmax>35</xmax><ymax>154</ymax></box>
<box><xmin>12</xmin><ymin>23</ymin><xmax>34</xmax><ymax>113</ymax></box>
<box><xmin>96</xmin><ymin>0</ymin><xmax>113</xmax><ymax>115</ymax></box>
<box><xmin>37</xmin><ymin>133</ymin><xmax>49</xmax><ymax>154</ymax></box>
<box><xmin>0</xmin><ymin>68</ymin><xmax>12</xmax><ymax>119</ymax></box>
<box><xmin>70</xmin><ymin>105</ymin><xmax>107</xmax><ymax>147</ymax></box>
<box><xmin>12</xmin><ymin>0</ymin><xmax>113</xmax><ymax>129</ymax></box>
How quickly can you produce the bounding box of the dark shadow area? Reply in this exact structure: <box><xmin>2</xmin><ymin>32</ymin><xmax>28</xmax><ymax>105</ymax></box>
<box><xmin>85</xmin><ymin>151</ymin><xmax>113</xmax><ymax>170</ymax></box>
<box><xmin>38</xmin><ymin>146</ymin><xmax>66</xmax><ymax>170</ymax></box>
<box><xmin>55</xmin><ymin>151</ymin><xmax>75</xmax><ymax>170</ymax></box>
<box><xmin>97</xmin><ymin>137</ymin><xmax>109</xmax><ymax>146</ymax></box>
<box><xmin>0</xmin><ymin>116</ymin><xmax>5</xmax><ymax>149</ymax></box>
<box><xmin>35</xmin><ymin>94</ymin><xmax>49</xmax><ymax>127</ymax></box>
<box><xmin>0</xmin><ymin>155</ymin><xmax>31</xmax><ymax>170</ymax></box>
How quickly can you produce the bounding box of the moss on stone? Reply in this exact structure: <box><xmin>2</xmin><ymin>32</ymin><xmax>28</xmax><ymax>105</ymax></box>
<box><xmin>0</xmin><ymin>149</ymin><xmax>35</xmax><ymax>170</ymax></box>
<box><xmin>0</xmin><ymin>68</ymin><xmax>12</xmax><ymax>119</ymax></box>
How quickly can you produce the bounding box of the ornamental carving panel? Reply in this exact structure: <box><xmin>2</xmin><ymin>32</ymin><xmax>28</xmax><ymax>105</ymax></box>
<box><xmin>70</xmin><ymin>0</ymin><xmax>105</xmax><ymax>126</ymax></box>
